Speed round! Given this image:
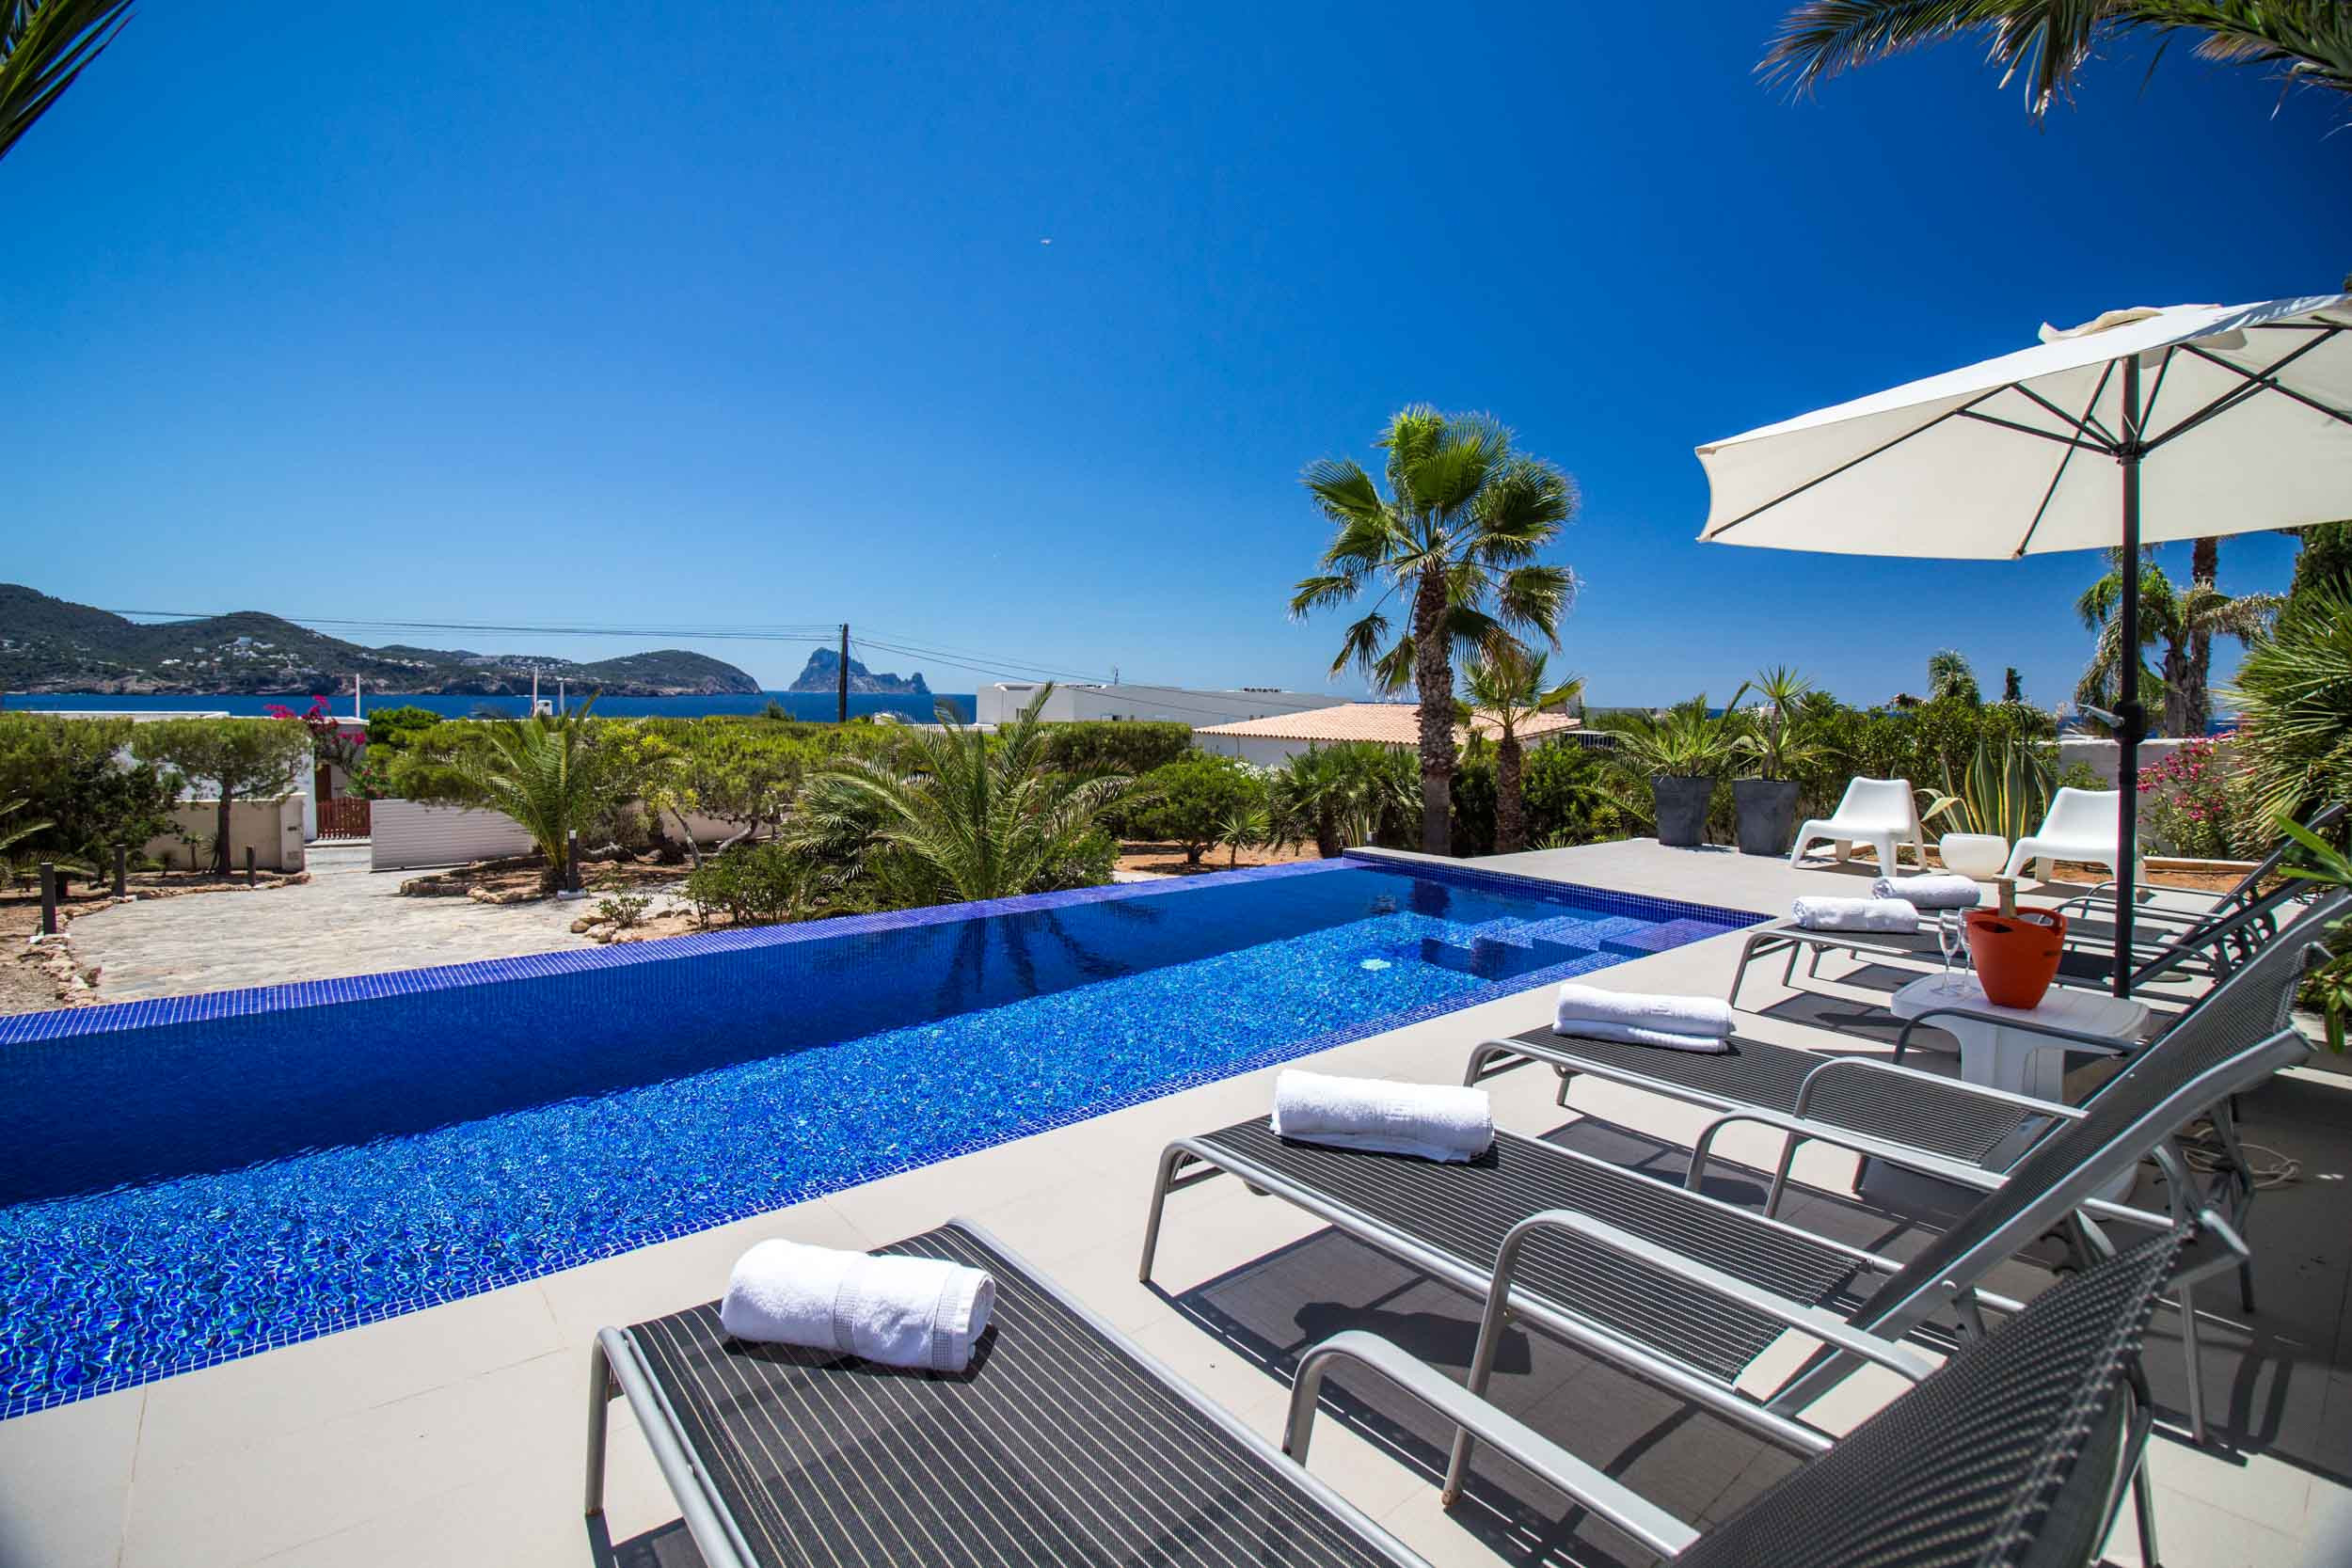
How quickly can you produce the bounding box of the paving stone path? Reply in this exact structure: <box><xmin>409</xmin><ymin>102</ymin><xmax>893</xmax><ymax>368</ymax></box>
<box><xmin>70</xmin><ymin>844</ymin><xmax>602</xmax><ymax>1002</ymax></box>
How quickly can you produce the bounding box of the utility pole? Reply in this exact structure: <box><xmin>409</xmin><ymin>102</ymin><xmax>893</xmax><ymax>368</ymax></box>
<box><xmin>837</xmin><ymin>623</ymin><xmax>850</xmax><ymax>724</ymax></box>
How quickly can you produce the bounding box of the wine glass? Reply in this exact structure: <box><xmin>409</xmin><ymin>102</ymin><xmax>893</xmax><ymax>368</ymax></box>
<box><xmin>1935</xmin><ymin>912</ymin><xmax>1963</xmax><ymax>989</ymax></box>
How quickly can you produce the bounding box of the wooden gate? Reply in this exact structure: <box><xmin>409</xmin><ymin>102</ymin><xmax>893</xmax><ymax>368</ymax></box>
<box><xmin>317</xmin><ymin>797</ymin><xmax>373</xmax><ymax>840</ymax></box>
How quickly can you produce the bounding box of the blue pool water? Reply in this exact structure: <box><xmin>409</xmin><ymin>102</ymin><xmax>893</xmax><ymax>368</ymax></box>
<box><xmin>0</xmin><ymin>858</ymin><xmax>1753</xmax><ymax>1417</ymax></box>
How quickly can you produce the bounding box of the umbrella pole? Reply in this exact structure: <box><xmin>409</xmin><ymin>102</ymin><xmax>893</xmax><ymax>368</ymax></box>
<box><xmin>2113</xmin><ymin>356</ymin><xmax>2145</xmax><ymax>997</ymax></box>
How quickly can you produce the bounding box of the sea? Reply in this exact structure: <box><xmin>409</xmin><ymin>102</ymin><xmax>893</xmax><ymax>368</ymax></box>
<box><xmin>0</xmin><ymin>691</ymin><xmax>977</xmax><ymax>723</ymax></box>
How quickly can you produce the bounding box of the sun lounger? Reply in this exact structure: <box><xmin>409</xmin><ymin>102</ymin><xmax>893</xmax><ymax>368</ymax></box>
<box><xmin>1406</xmin><ymin>1219</ymin><xmax>2223</xmax><ymax>1563</ymax></box>
<box><xmin>1501</xmin><ymin>889</ymin><xmax>2336</xmax><ymax>1189</ymax></box>
<box><xmin>1788</xmin><ymin>776</ymin><xmax>1919</xmax><ymax>877</ymax></box>
<box><xmin>587</xmin><ymin>1220</ymin><xmax>1427</xmax><ymax>1568</ymax></box>
<box><xmin>1144</xmin><ymin>991</ymin><xmax>2312</xmax><ymax>1444</ymax></box>
<box><xmin>589</xmin><ymin>1213</ymin><xmax>2217</xmax><ymax>1568</ymax></box>
<box><xmin>1727</xmin><ymin>873</ymin><xmax>2304</xmax><ymax>1009</ymax></box>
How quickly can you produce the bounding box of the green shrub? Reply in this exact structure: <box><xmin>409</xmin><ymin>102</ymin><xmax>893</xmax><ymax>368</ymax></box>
<box><xmin>1127</xmin><ymin>753</ymin><xmax>1265</xmax><ymax>864</ymax></box>
<box><xmin>1035</xmin><ymin>721</ymin><xmax>1194</xmax><ymax>778</ymax></box>
<box><xmin>1520</xmin><ymin>742</ymin><xmax>1636</xmax><ymax>847</ymax></box>
<box><xmin>684</xmin><ymin>842</ymin><xmax>821</xmax><ymax>926</ymax></box>
<box><xmin>0</xmin><ymin>713</ymin><xmax>178</xmax><ymax>864</ymax></box>
<box><xmin>1031</xmin><ymin>826</ymin><xmax>1120</xmax><ymax>891</ymax></box>
<box><xmin>1450</xmin><ymin>754</ymin><xmax>1498</xmax><ymax>855</ymax></box>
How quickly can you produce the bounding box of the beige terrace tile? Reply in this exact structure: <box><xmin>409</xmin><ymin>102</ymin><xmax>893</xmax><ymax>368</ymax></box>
<box><xmin>119</xmin><ymin>1349</ymin><xmax>579</xmax><ymax>1568</ymax></box>
<box><xmin>135</xmin><ymin>1275</ymin><xmax>563</xmax><ymax>1462</ymax></box>
<box><xmin>0</xmin><ymin>1385</ymin><xmax>141</xmax><ymax>1568</ymax></box>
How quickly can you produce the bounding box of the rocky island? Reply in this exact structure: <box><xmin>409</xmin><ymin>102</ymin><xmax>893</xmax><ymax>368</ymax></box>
<box><xmin>786</xmin><ymin>646</ymin><xmax>930</xmax><ymax>695</ymax></box>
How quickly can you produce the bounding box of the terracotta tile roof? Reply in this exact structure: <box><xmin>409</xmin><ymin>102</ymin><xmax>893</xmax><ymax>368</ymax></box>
<box><xmin>1193</xmin><ymin>703</ymin><xmax>1582</xmax><ymax>746</ymax></box>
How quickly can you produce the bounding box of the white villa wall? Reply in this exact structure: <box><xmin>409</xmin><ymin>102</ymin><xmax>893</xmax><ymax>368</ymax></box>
<box><xmin>370</xmin><ymin>801</ymin><xmax>536</xmax><ymax>872</ymax></box>
<box><xmin>369</xmin><ymin>802</ymin><xmax>762</xmax><ymax>872</ymax></box>
<box><xmin>142</xmin><ymin>797</ymin><xmax>308</xmax><ymax>873</ymax></box>
<box><xmin>2052</xmin><ymin>736</ymin><xmax>2196</xmax><ymax>786</ymax></box>
<box><xmin>973</xmin><ymin>683</ymin><xmax>1348</xmax><ymax>727</ymax></box>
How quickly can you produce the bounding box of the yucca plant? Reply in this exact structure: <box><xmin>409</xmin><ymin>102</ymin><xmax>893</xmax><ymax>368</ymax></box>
<box><xmin>1607</xmin><ymin>698</ymin><xmax>1738</xmax><ymax>848</ymax></box>
<box><xmin>1215</xmin><ymin>801</ymin><xmax>1272</xmax><ymax>868</ymax></box>
<box><xmin>449</xmin><ymin>698</ymin><xmax>624</xmax><ymax>891</ymax></box>
<box><xmin>801</xmin><ymin>685</ymin><xmax>1129</xmax><ymax>904</ymax></box>
<box><xmin>1609</xmin><ymin>698</ymin><xmax>1737</xmax><ymax>780</ymax></box>
<box><xmin>1917</xmin><ymin>736</ymin><xmax>2056</xmax><ymax>844</ymax></box>
<box><xmin>1728</xmin><ymin>668</ymin><xmax>1824</xmax><ymax>855</ymax></box>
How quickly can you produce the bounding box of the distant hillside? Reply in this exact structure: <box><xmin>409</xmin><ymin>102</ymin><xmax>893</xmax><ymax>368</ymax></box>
<box><xmin>787</xmin><ymin>646</ymin><xmax>930</xmax><ymax>695</ymax></box>
<box><xmin>0</xmin><ymin>586</ymin><xmax>762</xmax><ymax>697</ymax></box>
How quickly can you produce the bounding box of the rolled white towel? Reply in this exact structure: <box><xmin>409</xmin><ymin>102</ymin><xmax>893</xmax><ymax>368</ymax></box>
<box><xmin>1870</xmin><ymin>874</ymin><xmax>1981</xmax><ymax>911</ymax></box>
<box><xmin>1791</xmin><ymin>895</ymin><xmax>1920</xmax><ymax>934</ymax></box>
<box><xmin>720</xmin><ymin>1239</ymin><xmax>995</xmax><ymax>1372</ymax></box>
<box><xmin>1553</xmin><ymin>983</ymin><xmax>1733</xmax><ymax>1040</ymax></box>
<box><xmin>1271</xmin><ymin>1069</ymin><xmax>1492</xmax><ymax>1163</ymax></box>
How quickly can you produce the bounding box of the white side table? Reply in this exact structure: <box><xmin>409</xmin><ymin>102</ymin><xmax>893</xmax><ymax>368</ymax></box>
<box><xmin>1888</xmin><ymin>973</ymin><xmax>2150</xmax><ymax>1102</ymax></box>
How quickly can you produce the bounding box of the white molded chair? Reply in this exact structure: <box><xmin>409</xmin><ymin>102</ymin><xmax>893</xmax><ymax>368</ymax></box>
<box><xmin>2003</xmin><ymin>786</ymin><xmax>2146</xmax><ymax>883</ymax></box>
<box><xmin>1788</xmin><ymin>777</ymin><xmax>1918</xmax><ymax>876</ymax></box>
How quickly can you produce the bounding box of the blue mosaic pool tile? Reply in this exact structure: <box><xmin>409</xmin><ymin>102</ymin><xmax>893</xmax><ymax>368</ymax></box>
<box><xmin>0</xmin><ymin>855</ymin><xmax>1759</xmax><ymax>1418</ymax></box>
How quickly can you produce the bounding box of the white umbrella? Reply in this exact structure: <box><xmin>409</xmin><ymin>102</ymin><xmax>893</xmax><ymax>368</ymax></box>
<box><xmin>1695</xmin><ymin>294</ymin><xmax>2352</xmax><ymax>992</ymax></box>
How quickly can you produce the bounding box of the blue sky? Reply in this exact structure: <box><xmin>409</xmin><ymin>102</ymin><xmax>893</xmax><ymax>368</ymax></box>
<box><xmin>5</xmin><ymin>3</ymin><xmax>2345</xmax><ymax>706</ymax></box>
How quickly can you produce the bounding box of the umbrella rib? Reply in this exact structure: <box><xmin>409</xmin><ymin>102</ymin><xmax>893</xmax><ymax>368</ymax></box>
<box><xmin>2148</xmin><ymin>330</ymin><xmax>2350</xmax><ymax>451</ymax></box>
<box><xmin>1703</xmin><ymin>393</ymin><xmax>1996</xmax><ymax>539</ymax></box>
<box><xmin>1954</xmin><ymin>408</ymin><xmax>2112</xmax><ymax>453</ymax></box>
<box><xmin>2011</xmin><ymin>359</ymin><xmax>2114</xmax><ymax>559</ymax></box>
<box><xmin>2010</xmin><ymin>382</ymin><xmax>2120</xmax><ymax>450</ymax></box>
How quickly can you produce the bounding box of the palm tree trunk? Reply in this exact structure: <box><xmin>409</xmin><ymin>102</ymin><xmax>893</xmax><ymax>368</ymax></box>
<box><xmin>2185</xmin><ymin>535</ymin><xmax>2219</xmax><ymax>736</ymax></box>
<box><xmin>1412</xmin><ymin>567</ymin><xmax>1454</xmax><ymax>855</ymax></box>
<box><xmin>1496</xmin><ymin>733</ymin><xmax>1527</xmax><ymax>853</ymax></box>
<box><xmin>2161</xmin><ymin>640</ymin><xmax>2197</xmax><ymax>739</ymax></box>
<box><xmin>1314</xmin><ymin>807</ymin><xmax>1340</xmax><ymax>859</ymax></box>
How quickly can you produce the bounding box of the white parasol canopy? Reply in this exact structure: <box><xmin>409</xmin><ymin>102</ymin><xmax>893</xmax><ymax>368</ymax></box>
<box><xmin>1694</xmin><ymin>294</ymin><xmax>2352</xmax><ymax>991</ymax></box>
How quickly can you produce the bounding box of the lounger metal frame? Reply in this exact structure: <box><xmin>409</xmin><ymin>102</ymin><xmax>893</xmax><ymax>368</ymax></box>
<box><xmin>1142</xmin><ymin>1019</ymin><xmax>2305</xmax><ymax>1451</ymax></box>
<box><xmin>1725</xmin><ymin>873</ymin><xmax>2300</xmax><ymax>1011</ymax></box>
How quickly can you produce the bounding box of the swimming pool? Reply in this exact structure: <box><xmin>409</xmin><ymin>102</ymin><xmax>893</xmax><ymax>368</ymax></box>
<box><xmin>0</xmin><ymin>854</ymin><xmax>1756</xmax><ymax>1417</ymax></box>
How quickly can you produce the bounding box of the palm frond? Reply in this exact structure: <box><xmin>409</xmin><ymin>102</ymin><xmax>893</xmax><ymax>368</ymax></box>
<box><xmin>1</xmin><ymin>0</ymin><xmax>135</xmax><ymax>163</ymax></box>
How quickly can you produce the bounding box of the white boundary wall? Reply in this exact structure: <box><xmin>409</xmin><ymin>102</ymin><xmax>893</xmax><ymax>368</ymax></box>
<box><xmin>368</xmin><ymin>802</ymin><xmax>754</xmax><ymax>872</ymax></box>
<box><xmin>370</xmin><ymin>801</ymin><xmax>535</xmax><ymax>872</ymax></box>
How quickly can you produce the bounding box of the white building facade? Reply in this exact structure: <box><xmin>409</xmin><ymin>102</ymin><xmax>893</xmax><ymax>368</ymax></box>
<box><xmin>971</xmin><ymin>683</ymin><xmax>1348</xmax><ymax>729</ymax></box>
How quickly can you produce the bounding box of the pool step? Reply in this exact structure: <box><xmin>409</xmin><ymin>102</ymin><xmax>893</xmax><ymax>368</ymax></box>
<box><xmin>1414</xmin><ymin>932</ymin><xmax>1590</xmax><ymax>981</ymax></box>
<box><xmin>1597</xmin><ymin>917</ymin><xmax>1729</xmax><ymax>957</ymax></box>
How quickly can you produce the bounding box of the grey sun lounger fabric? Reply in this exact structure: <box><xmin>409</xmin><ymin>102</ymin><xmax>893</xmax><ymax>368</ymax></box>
<box><xmin>1197</xmin><ymin>1119</ymin><xmax>1863</xmax><ymax>1383</ymax></box>
<box><xmin>1488</xmin><ymin>1022</ymin><xmax>2054</xmax><ymax>1167</ymax></box>
<box><xmin>601</xmin><ymin>1223</ymin><xmax>1418</xmax><ymax>1568</ymax></box>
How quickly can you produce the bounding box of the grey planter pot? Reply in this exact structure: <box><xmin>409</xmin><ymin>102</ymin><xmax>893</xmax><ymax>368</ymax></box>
<box><xmin>1733</xmin><ymin>778</ymin><xmax>1803</xmax><ymax>857</ymax></box>
<box><xmin>1651</xmin><ymin>776</ymin><xmax>1715</xmax><ymax>847</ymax></box>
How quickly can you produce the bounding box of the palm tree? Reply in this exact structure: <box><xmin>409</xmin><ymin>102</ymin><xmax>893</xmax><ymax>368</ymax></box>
<box><xmin>2077</xmin><ymin>554</ymin><xmax>2280</xmax><ymax>734</ymax></box>
<box><xmin>2</xmin><ymin>0</ymin><xmax>134</xmax><ymax>164</ymax></box>
<box><xmin>1761</xmin><ymin>2</ymin><xmax>2352</xmax><ymax>122</ymax></box>
<box><xmin>449</xmin><ymin>699</ymin><xmax>624</xmax><ymax>891</ymax></box>
<box><xmin>802</xmin><ymin>685</ymin><xmax>1129</xmax><ymax>904</ymax></box>
<box><xmin>2219</xmin><ymin>583</ymin><xmax>2352</xmax><ymax>835</ymax></box>
<box><xmin>1293</xmin><ymin>406</ymin><xmax>1580</xmax><ymax>856</ymax></box>
<box><xmin>1460</xmin><ymin>647</ymin><xmax>1584</xmax><ymax>853</ymax></box>
<box><xmin>1927</xmin><ymin>649</ymin><xmax>1980</xmax><ymax>705</ymax></box>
